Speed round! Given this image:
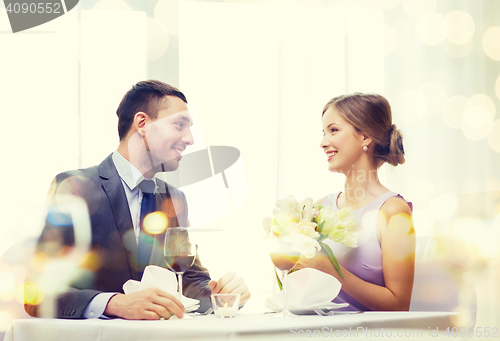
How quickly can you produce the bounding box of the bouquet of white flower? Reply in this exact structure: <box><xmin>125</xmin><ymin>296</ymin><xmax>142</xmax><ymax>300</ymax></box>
<box><xmin>263</xmin><ymin>196</ymin><xmax>358</xmax><ymax>278</ymax></box>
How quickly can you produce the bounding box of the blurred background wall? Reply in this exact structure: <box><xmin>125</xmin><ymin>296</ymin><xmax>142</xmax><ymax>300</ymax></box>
<box><xmin>1</xmin><ymin>0</ymin><xmax>499</xmax><ymax>333</ymax></box>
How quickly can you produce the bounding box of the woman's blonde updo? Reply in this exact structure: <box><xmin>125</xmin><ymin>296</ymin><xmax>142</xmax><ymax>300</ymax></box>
<box><xmin>322</xmin><ymin>93</ymin><xmax>405</xmax><ymax>167</ymax></box>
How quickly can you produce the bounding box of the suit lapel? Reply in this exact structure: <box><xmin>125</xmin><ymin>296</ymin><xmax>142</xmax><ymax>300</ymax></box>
<box><xmin>99</xmin><ymin>154</ymin><xmax>140</xmax><ymax>280</ymax></box>
<box><xmin>98</xmin><ymin>156</ymin><xmax>182</xmax><ymax>277</ymax></box>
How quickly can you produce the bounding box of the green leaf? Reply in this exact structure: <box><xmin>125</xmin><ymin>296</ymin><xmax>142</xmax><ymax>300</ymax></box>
<box><xmin>275</xmin><ymin>268</ymin><xmax>283</xmax><ymax>290</ymax></box>
<box><xmin>317</xmin><ymin>221</ymin><xmax>325</xmax><ymax>233</ymax></box>
<box><xmin>318</xmin><ymin>233</ymin><xmax>329</xmax><ymax>242</ymax></box>
<box><xmin>320</xmin><ymin>242</ymin><xmax>344</xmax><ymax>279</ymax></box>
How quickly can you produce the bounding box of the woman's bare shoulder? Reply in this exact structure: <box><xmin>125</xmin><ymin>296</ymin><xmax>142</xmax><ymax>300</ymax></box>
<box><xmin>380</xmin><ymin>196</ymin><xmax>412</xmax><ymax>217</ymax></box>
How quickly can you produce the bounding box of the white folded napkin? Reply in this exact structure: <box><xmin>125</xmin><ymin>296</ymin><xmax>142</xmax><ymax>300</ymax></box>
<box><xmin>123</xmin><ymin>265</ymin><xmax>200</xmax><ymax>312</ymax></box>
<box><xmin>266</xmin><ymin>268</ymin><xmax>348</xmax><ymax>310</ymax></box>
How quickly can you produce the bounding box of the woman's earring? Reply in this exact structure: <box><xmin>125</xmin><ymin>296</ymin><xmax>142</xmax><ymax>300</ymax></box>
<box><xmin>363</xmin><ymin>145</ymin><xmax>368</xmax><ymax>152</ymax></box>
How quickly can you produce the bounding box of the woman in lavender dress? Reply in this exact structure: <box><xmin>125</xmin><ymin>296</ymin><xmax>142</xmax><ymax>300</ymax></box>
<box><xmin>296</xmin><ymin>93</ymin><xmax>415</xmax><ymax>311</ymax></box>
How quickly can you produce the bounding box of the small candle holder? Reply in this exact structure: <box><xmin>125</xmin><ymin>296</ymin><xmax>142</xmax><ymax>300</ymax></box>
<box><xmin>211</xmin><ymin>293</ymin><xmax>240</xmax><ymax>318</ymax></box>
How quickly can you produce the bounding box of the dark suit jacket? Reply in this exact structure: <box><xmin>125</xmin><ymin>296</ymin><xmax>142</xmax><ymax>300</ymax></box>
<box><xmin>25</xmin><ymin>154</ymin><xmax>212</xmax><ymax>318</ymax></box>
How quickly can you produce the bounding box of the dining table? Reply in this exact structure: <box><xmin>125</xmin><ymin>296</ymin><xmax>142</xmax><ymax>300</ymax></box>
<box><xmin>3</xmin><ymin>311</ymin><xmax>459</xmax><ymax>341</ymax></box>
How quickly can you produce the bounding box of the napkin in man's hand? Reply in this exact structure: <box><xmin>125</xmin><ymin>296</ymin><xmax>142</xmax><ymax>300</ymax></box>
<box><xmin>266</xmin><ymin>268</ymin><xmax>348</xmax><ymax>310</ymax></box>
<box><xmin>123</xmin><ymin>265</ymin><xmax>200</xmax><ymax>312</ymax></box>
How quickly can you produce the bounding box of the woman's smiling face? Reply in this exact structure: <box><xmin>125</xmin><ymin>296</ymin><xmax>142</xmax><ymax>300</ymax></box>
<box><xmin>320</xmin><ymin>106</ymin><xmax>366</xmax><ymax>174</ymax></box>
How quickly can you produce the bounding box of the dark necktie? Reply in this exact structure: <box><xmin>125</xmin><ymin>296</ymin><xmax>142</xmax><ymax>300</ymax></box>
<box><xmin>138</xmin><ymin>179</ymin><xmax>156</xmax><ymax>277</ymax></box>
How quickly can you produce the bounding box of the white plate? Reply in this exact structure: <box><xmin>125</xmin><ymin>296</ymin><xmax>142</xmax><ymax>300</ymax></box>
<box><xmin>291</xmin><ymin>308</ymin><xmax>363</xmax><ymax>316</ymax></box>
<box><xmin>268</xmin><ymin>302</ymin><xmax>349</xmax><ymax>315</ymax></box>
<box><xmin>301</xmin><ymin>302</ymin><xmax>349</xmax><ymax>310</ymax></box>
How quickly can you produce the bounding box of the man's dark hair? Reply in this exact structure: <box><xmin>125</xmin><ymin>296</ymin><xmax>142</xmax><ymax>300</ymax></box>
<box><xmin>116</xmin><ymin>80</ymin><xmax>188</xmax><ymax>140</ymax></box>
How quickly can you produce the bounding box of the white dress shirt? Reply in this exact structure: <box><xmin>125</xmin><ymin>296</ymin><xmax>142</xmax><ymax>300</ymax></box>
<box><xmin>111</xmin><ymin>151</ymin><xmax>157</xmax><ymax>243</ymax></box>
<box><xmin>83</xmin><ymin>151</ymin><xmax>157</xmax><ymax>319</ymax></box>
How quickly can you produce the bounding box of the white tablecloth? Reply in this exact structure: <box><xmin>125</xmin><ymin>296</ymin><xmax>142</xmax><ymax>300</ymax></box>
<box><xmin>3</xmin><ymin>312</ymin><xmax>457</xmax><ymax>341</ymax></box>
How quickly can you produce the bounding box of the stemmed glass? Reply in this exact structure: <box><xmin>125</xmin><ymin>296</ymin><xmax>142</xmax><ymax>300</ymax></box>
<box><xmin>164</xmin><ymin>227</ymin><xmax>197</xmax><ymax>315</ymax></box>
<box><xmin>34</xmin><ymin>195</ymin><xmax>91</xmax><ymax>317</ymax></box>
<box><xmin>270</xmin><ymin>242</ymin><xmax>300</xmax><ymax>318</ymax></box>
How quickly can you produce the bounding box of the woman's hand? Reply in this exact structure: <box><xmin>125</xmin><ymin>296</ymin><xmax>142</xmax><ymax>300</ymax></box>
<box><xmin>208</xmin><ymin>271</ymin><xmax>251</xmax><ymax>306</ymax></box>
<box><xmin>294</xmin><ymin>248</ymin><xmax>344</xmax><ymax>281</ymax></box>
<box><xmin>294</xmin><ymin>196</ymin><xmax>415</xmax><ymax>311</ymax></box>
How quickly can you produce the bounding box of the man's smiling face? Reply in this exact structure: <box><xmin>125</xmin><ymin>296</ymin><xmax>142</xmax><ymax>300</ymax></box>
<box><xmin>143</xmin><ymin>95</ymin><xmax>194</xmax><ymax>172</ymax></box>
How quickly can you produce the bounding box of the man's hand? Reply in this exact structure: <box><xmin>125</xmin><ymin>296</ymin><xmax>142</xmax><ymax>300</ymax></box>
<box><xmin>208</xmin><ymin>271</ymin><xmax>251</xmax><ymax>306</ymax></box>
<box><xmin>104</xmin><ymin>287</ymin><xmax>185</xmax><ymax>320</ymax></box>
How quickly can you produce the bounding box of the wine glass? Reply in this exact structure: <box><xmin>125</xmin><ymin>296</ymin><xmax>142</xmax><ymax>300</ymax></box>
<box><xmin>32</xmin><ymin>194</ymin><xmax>91</xmax><ymax>317</ymax></box>
<box><xmin>163</xmin><ymin>227</ymin><xmax>197</xmax><ymax>310</ymax></box>
<box><xmin>270</xmin><ymin>243</ymin><xmax>300</xmax><ymax>318</ymax></box>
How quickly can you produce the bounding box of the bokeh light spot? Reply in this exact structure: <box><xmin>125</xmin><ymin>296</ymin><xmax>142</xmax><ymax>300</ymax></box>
<box><xmin>395</xmin><ymin>90</ymin><xmax>426</xmax><ymax>124</ymax></box>
<box><xmin>14</xmin><ymin>284</ymin><xmax>25</xmax><ymax>304</ymax></box>
<box><xmin>416</xmin><ymin>12</ymin><xmax>448</xmax><ymax>46</ymax></box>
<box><xmin>0</xmin><ymin>272</ymin><xmax>16</xmax><ymax>298</ymax></box>
<box><xmin>0</xmin><ymin>311</ymin><xmax>14</xmax><ymax>332</ymax></box>
<box><xmin>452</xmin><ymin>217</ymin><xmax>481</xmax><ymax>246</ymax></box>
<box><xmin>443</xmin><ymin>39</ymin><xmax>474</xmax><ymax>59</ymax></box>
<box><xmin>415</xmin><ymin>180</ymin><xmax>435</xmax><ymax>201</ymax></box>
<box><xmin>334</xmin><ymin>1</ymin><xmax>368</xmax><ymax>36</ymax></box>
<box><xmin>393</xmin><ymin>18</ymin><xmax>419</xmax><ymax>51</ymax></box>
<box><xmin>477</xmin><ymin>229</ymin><xmax>500</xmax><ymax>258</ymax></box>
<box><xmin>11</xmin><ymin>265</ymin><xmax>26</xmax><ymax>284</ymax></box>
<box><xmin>388</xmin><ymin>213</ymin><xmax>413</xmax><ymax>235</ymax></box>
<box><xmin>443</xmin><ymin>95</ymin><xmax>467</xmax><ymax>129</ymax></box>
<box><xmin>384</xmin><ymin>24</ymin><xmax>398</xmax><ymax>56</ymax></box>
<box><xmin>429</xmin><ymin>193</ymin><xmax>458</xmax><ymax>220</ymax></box>
<box><xmin>57</xmin><ymin>176</ymin><xmax>101</xmax><ymax>215</ymax></box>
<box><xmin>465</xmin><ymin>94</ymin><xmax>496</xmax><ymax>118</ymax></box>
<box><xmin>370</xmin><ymin>0</ymin><xmax>401</xmax><ymax>10</ymax></box>
<box><xmin>147</xmin><ymin>17</ymin><xmax>170</xmax><ymax>61</ymax></box>
<box><xmin>154</xmin><ymin>0</ymin><xmax>180</xmax><ymax>36</ymax></box>
<box><xmin>483</xmin><ymin>27</ymin><xmax>500</xmax><ymax>61</ymax></box>
<box><xmin>462</xmin><ymin>107</ymin><xmax>493</xmax><ymax>140</ymax></box>
<box><xmin>30</xmin><ymin>252</ymin><xmax>49</xmax><ymax>273</ymax></box>
<box><xmin>484</xmin><ymin>178</ymin><xmax>500</xmax><ymax>192</ymax></box>
<box><xmin>144</xmin><ymin>212</ymin><xmax>168</xmax><ymax>235</ymax></box>
<box><xmin>403</xmin><ymin>0</ymin><xmax>436</xmax><ymax>19</ymax></box>
<box><xmin>462</xmin><ymin>179</ymin><xmax>481</xmax><ymax>194</ymax></box>
<box><xmin>462</xmin><ymin>94</ymin><xmax>495</xmax><ymax>141</ymax></box>
<box><xmin>24</xmin><ymin>282</ymin><xmax>44</xmax><ymax>305</ymax></box>
<box><xmin>434</xmin><ymin>237</ymin><xmax>486</xmax><ymax>280</ymax></box>
<box><xmin>387</xmin><ymin>213</ymin><xmax>414</xmax><ymax>260</ymax></box>
<box><xmin>378</xmin><ymin>210</ymin><xmax>388</xmax><ymax>228</ymax></box>
<box><xmin>495</xmin><ymin>75</ymin><xmax>500</xmax><ymax>102</ymax></box>
<box><xmin>412</xmin><ymin>209</ymin><xmax>434</xmax><ymax>236</ymax></box>
<box><xmin>361</xmin><ymin>210</ymin><xmax>379</xmax><ymax>244</ymax></box>
<box><xmin>0</xmin><ymin>291</ymin><xmax>14</xmax><ymax>302</ymax></box>
<box><xmin>445</xmin><ymin>10</ymin><xmax>475</xmax><ymax>45</ymax></box>
<box><xmin>453</xmin><ymin>216</ymin><xmax>499</xmax><ymax>258</ymax></box>
<box><xmin>418</xmin><ymin>82</ymin><xmax>447</xmax><ymax>116</ymax></box>
<box><xmin>451</xmin><ymin>306</ymin><xmax>472</xmax><ymax>328</ymax></box>
<box><xmin>80</xmin><ymin>252</ymin><xmax>102</xmax><ymax>272</ymax></box>
<box><xmin>362</xmin><ymin>210</ymin><xmax>380</xmax><ymax>229</ymax></box>
<box><xmin>487</xmin><ymin>120</ymin><xmax>500</xmax><ymax>153</ymax></box>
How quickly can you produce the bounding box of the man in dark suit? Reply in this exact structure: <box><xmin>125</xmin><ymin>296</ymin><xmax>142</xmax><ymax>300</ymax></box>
<box><xmin>25</xmin><ymin>80</ymin><xmax>250</xmax><ymax>320</ymax></box>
